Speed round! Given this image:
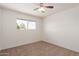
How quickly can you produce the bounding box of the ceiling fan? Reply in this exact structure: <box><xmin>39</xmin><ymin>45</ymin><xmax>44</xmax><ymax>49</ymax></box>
<box><xmin>33</xmin><ymin>3</ymin><xmax>54</xmax><ymax>13</ymax></box>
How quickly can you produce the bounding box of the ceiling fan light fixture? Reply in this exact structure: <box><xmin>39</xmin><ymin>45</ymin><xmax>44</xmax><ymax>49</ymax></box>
<box><xmin>34</xmin><ymin>3</ymin><xmax>54</xmax><ymax>13</ymax></box>
<box><xmin>38</xmin><ymin>7</ymin><xmax>46</xmax><ymax>13</ymax></box>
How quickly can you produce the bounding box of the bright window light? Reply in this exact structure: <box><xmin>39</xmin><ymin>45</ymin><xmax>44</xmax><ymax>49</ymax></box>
<box><xmin>16</xmin><ymin>19</ymin><xmax>36</xmax><ymax>30</ymax></box>
<box><xmin>16</xmin><ymin>19</ymin><xmax>27</xmax><ymax>30</ymax></box>
<box><xmin>28</xmin><ymin>21</ymin><xmax>36</xmax><ymax>30</ymax></box>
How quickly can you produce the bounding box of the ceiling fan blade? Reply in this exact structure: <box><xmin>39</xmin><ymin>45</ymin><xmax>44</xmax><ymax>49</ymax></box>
<box><xmin>45</xmin><ymin>6</ymin><xmax>54</xmax><ymax>8</ymax></box>
<box><xmin>33</xmin><ymin>8</ymin><xmax>39</xmax><ymax>11</ymax></box>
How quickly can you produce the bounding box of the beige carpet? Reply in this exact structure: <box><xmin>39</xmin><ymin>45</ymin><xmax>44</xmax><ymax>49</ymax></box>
<box><xmin>0</xmin><ymin>41</ymin><xmax>79</xmax><ymax>56</ymax></box>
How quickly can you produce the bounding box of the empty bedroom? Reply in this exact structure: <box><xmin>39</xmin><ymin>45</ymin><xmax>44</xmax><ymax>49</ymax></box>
<box><xmin>0</xmin><ymin>3</ymin><xmax>79</xmax><ymax>56</ymax></box>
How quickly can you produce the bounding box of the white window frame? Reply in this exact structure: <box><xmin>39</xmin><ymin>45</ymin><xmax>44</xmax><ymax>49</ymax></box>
<box><xmin>16</xmin><ymin>18</ymin><xmax>36</xmax><ymax>30</ymax></box>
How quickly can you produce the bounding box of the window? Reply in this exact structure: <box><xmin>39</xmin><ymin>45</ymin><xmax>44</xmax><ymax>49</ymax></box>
<box><xmin>16</xmin><ymin>19</ymin><xmax>36</xmax><ymax>30</ymax></box>
<box><xmin>28</xmin><ymin>21</ymin><xmax>36</xmax><ymax>30</ymax></box>
<box><xmin>16</xmin><ymin>19</ymin><xmax>27</xmax><ymax>30</ymax></box>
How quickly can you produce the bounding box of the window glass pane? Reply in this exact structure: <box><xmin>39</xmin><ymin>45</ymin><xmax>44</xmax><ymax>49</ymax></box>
<box><xmin>16</xmin><ymin>19</ymin><xmax>27</xmax><ymax>30</ymax></box>
<box><xmin>28</xmin><ymin>21</ymin><xmax>36</xmax><ymax>30</ymax></box>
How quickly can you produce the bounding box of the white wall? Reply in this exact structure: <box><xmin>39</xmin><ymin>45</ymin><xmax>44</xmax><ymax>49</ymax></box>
<box><xmin>0</xmin><ymin>7</ymin><xmax>42</xmax><ymax>50</ymax></box>
<box><xmin>0</xmin><ymin>8</ymin><xmax>2</xmax><ymax>40</ymax></box>
<box><xmin>43</xmin><ymin>7</ymin><xmax>79</xmax><ymax>52</ymax></box>
<box><xmin>0</xmin><ymin>8</ymin><xmax>4</xmax><ymax>49</ymax></box>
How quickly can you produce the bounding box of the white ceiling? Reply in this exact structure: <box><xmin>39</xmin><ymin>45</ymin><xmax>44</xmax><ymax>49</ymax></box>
<box><xmin>0</xmin><ymin>3</ymin><xmax>79</xmax><ymax>18</ymax></box>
